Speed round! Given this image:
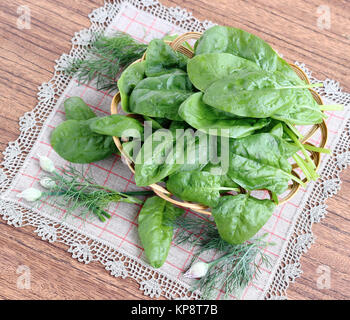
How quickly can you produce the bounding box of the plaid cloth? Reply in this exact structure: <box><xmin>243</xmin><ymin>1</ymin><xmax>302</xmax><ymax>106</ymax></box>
<box><xmin>3</xmin><ymin>2</ymin><xmax>348</xmax><ymax>300</ymax></box>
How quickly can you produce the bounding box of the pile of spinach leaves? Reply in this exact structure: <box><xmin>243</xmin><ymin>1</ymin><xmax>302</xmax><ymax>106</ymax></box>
<box><xmin>51</xmin><ymin>26</ymin><xmax>336</xmax><ymax>269</ymax></box>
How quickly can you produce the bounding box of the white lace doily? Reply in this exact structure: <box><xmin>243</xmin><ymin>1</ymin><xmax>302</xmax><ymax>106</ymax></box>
<box><xmin>1</xmin><ymin>0</ymin><xmax>349</xmax><ymax>300</ymax></box>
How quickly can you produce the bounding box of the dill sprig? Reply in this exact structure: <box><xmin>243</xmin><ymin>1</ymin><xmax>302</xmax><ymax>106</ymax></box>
<box><xmin>173</xmin><ymin>216</ymin><xmax>273</xmax><ymax>299</ymax></box>
<box><xmin>64</xmin><ymin>32</ymin><xmax>147</xmax><ymax>92</ymax></box>
<box><xmin>41</xmin><ymin>165</ymin><xmax>153</xmax><ymax>222</ymax></box>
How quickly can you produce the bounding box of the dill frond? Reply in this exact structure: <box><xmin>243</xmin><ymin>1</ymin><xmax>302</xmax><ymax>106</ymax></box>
<box><xmin>41</xmin><ymin>165</ymin><xmax>153</xmax><ymax>222</ymax></box>
<box><xmin>173</xmin><ymin>216</ymin><xmax>273</xmax><ymax>299</ymax></box>
<box><xmin>64</xmin><ymin>32</ymin><xmax>147</xmax><ymax>92</ymax></box>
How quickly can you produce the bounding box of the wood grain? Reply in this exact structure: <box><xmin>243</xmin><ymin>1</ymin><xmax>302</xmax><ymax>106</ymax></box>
<box><xmin>0</xmin><ymin>0</ymin><xmax>349</xmax><ymax>300</ymax></box>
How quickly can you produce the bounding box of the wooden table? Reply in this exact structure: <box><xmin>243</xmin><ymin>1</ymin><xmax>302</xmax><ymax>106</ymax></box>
<box><xmin>0</xmin><ymin>0</ymin><xmax>349</xmax><ymax>300</ymax></box>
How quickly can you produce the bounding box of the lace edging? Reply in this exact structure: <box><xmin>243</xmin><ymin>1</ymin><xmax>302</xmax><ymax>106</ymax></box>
<box><xmin>1</xmin><ymin>0</ymin><xmax>349</xmax><ymax>300</ymax></box>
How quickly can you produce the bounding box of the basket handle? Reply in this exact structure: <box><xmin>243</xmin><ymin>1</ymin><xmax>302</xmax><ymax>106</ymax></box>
<box><xmin>169</xmin><ymin>32</ymin><xmax>202</xmax><ymax>57</ymax></box>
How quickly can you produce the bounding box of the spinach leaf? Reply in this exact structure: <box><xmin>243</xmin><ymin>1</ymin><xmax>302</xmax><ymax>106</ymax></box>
<box><xmin>176</xmin><ymin>131</ymin><xmax>215</xmax><ymax>173</ymax></box>
<box><xmin>143</xmin><ymin>116</ymin><xmax>171</xmax><ymax>130</ymax></box>
<box><xmin>179</xmin><ymin>92</ymin><xmax>270</xmax><ymax>138</ymax></box>
<box><xmin>212</xmin><ymin>194</ymin><xmax>275</xmax><ymax>244</ymax></box>
<box><xmin>145</xmin><ymin>39</ymin><xmax>188</xmax><ymax>77</ymax></box>
<box><xmin>187</xmin><ymin>52</ymin><xmax>259</xmax><ymax>91</ymax></box>
<box><xmin>89</xmin><ymin>114</ymin><xmax>143</xmax><ymax>139</ymax></box>
<box><xmin>134</xmin><ymin>129</ymin><xmax>181</xmax><ymax>186</ymax></box>
<box><xmin>51</xmin><ymin>120</ymin><xmax>115</xmax><ymax>163</ymax></box>
<box><xmin>227</xmin><ymin>133</ymin><xmax>299</xmax><ymax>194</ymax></box>
<box><xmin>134</xmin><ymin>129</ymin><xmax>213</xmax><ymax>186</ymax></box>
<box><xmin>122</xmin><ymin>140</ymin><xmax>141</xmax><ymax>161</ymax></box>
<box><xmin>138</xmin><ymin>196</ymin><xmax>184</xmax><ymax>268</ymax></box>
<box><xmin>203</xmin><ymin>70</ymin><xmax>323</xmax><ymax>123</ymax></box>
<box><xmin>64</xmin><ymin>97</ymin><xmax>96</xmax><ymax>120</ymax></box>
<box><xmin>118</xmin><ymin>61</ymin><xmax>146</xmax><ymax>113</ymax></box>
<box><xmin>129</xmin><ymin>70</ymin><xmax>193</xmax><ymax>120</ymax></box>
<box><xmin>195</xmin><ymin>25</ymin><xmax>303</xmax><ymax>84</ymax></box>
<box><xmin>168</xmin><ymin>120</ymin><xmax>192</xmax><ymax>135</ymax></box>
<box><xmin>271</xmin><ymin>99</ymin><xmax>324</xmax><ymax>125</ymax></box>
<box><xmin>203</xmin><ymin>163</ymin><xmax>240</xmax><ymax>190</ymax></box>
<box><xmin>166</xmin><ymin>171</ymin><xmax>224</xmax><ymax>207</ymax></box>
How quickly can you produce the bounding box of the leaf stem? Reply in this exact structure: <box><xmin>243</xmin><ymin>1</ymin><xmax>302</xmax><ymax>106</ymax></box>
<box><xmin>303</xmin><ymin>144</ymin><xmax>331</xmax><ymax>154</ymax></box>
<box><xmin>319</xmin><ymin>104</ymin><xmax>344</xmax><ymax>111</ymax></box>
<box><xmin>280</xmin><ymin>83</ymin><xmax>323</xmax><ymax>89</ymax></box>
<box><xmin>283</xmin><ymin>124</ymin><xmax>316</xmax><ymax>170</ymax></box>
<box><xmin>285</xmin><ymin>121</ymin><xmax>304</xmax><ymax>139</ymax></box>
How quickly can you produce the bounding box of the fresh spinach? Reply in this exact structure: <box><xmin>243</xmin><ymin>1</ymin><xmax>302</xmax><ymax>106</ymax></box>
<box><xmin>179</xmin><ymin>92</ymin><xmax>270</xmax><ymax>138</ymax></box>
<box><xmin>212</xmin><ymin>194</ymin><xmax>275</xmax><ymax>244</ymax></box>
<box><xmin>64</xmin><ymin>96</ymin><xmax>97</xmax><ymax>120</ymax></box>
<box><xmin>129</xmin><ymin>70</ymin><xmax>193</xmax><ymax>120</ymax></box>
<box><xmin>203</xmin><ymin>70</ymin><xmax>323</xmax><ymax>123</ymax></box>
<box><xmin>227</xmin><ymin>133</ymin><xmax>300</xmax><ymax>194</ymax></box>
<box><xmin>89</xmin><ymin>114</ymin><xmax>144</xmax><ymax>139</ymax></box>
<box><xmin>51</xmin><ymin>120</ymin><xmax>116</xmax><ymax>163</ymax></box>
<box><xmin>195</xmin><ymin>25</ymin><xmax>303</xmax><ymax>84</ymax></box>
<box><xmin>145</xmin><ymin>39</ymin><xmax>188</xmax><ymax>77</ymax></box>
<box><xmin>203</xmin><ymin>163</ymin><xmax>240</xmax><ymax>190</ymax></box>
<box><xmin>187</xmin><ymin>52</ymin><xmax>259</xmax><ymax>91</ymax></box>
<box><xmin>134</xmin><ymin>129</ymin><xmax>214</xmax><ymax>186</ymax></box>
<box><xmin>138</xmin><ymin>196</ymin><xmax>184</xmax><ymax>268</ymax></box>
<box><xmin>167</xmin><ymin>171</ymin><xmax>227</xmax><ymax>207</ymax></box>
<box><xmin>134</xmin><ymin>129</ymin><xmax>180</xmax><ymax>186</ymax></box>
<box><xmin>118</xmin><ymin>60</ymin><xmax>146</xmax><ymax>113</ymax></box>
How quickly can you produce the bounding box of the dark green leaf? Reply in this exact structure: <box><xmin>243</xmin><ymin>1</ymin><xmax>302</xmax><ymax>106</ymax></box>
<box><xmin>145</xmin><ymin>39</ymin><xmax>188</xmax><ymax>77</ymax></box>
<box><xmin>227</xmin><ymin>133</ymin><xmax>299</xmax><ymax>194</ymax></box>
<box><xmin>187</xmin><ymin>52</ymin><xmax>259</xmax><ymax>91</ymax></box>
<box><xmin>212</xmin><ymin>194</ymin><xmax>275</xmax><ymax>244</ymax></box>
<box><xmin>179</xmin><ymin>92</ymin><xmax>270</xmax><ymax>138</ymax></box>
<box><xmin>89</xmin><ymin>114</ymin><xmax>143</xmax><ymax>139</ymax></box>
<box><xmin>118</xmin><ymin>61</ymin><xmax>146</xmax><ymax>113</ymax></box>
<box><xmin>51</xmin><ymin>120</ymin><xmax>115</xmax><ymax>163</ymax></box>
<box><xmin>203</xmin><ymin>70</ymin><xmax>309</xmax><ymax>118</ymax></box>
<box><xmin>129</xmin><ymin>70</ymin><xmax>193</xmax><ymax>120</ymax></box>
<box><xmin>195</xmin><ymin>25</ymin><xmax>303</xmax><ymax>84</ymax></box>
<box><xmin>64</xmin><ymin>97</ymin><xmax>96</xmax><ymax>120</ymax></box>
<box><xmin>138</xmin><ymin>196</ymin><xmax>184</xmax><ymax>268</ymax></box>
<box><xmin>166</xmin><ymin>171</ymin><xmax>223</xmax><ymax>207</ymax></box>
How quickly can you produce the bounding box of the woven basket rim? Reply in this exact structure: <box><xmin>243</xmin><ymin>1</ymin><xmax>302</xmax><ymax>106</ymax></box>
<box><xmin>110</xmin><ymin>32</ymin><xmax>328</xmax><ymax>215</ymax></box>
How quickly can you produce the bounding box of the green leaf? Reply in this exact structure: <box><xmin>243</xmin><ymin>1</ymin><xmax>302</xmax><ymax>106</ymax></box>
<box><xmin>89</xmin><ymin>114</ymin><xmax>144</xmax><ymax>139</ymax></box>
<box><xmin>227</xmin><ymin>133</ymin><xmax>300</xmax><ymax>194</ymax></box>
<box><xmin>134</xmin><ymin>129</ymin><xmax>180</xmax><ymax>186</ymax></box>
<box><xmin>166</xmin><ymin>171</ymin><xmax>223</xmax><ymax>207</ymax></box>
<box><xmin>51</xmin><ymin>120</ymin><xmax>115</xmax><ymax>163</ymax></box>
<box><xmin>212</xmin><ymin>194</ymin><xmax>275</xmax><ymax>244</ymax></box>
<box><xmin>64</xmin><ymin>97</ymin><xmax>96</xmax><ymax>120</ymax></box>
<box><xmin>129</xmin><ymin>70</ymin><xmax>193</xmax><ymax>120</ymax></box>
<box><xmin>179</xmin><ymin>92</ymin><xmax>270</xmax><ymax>138</ymax></box>
<box><xmin>145</xmin><ymin>39</ymin><xmax>188</xmax><ymax>77</ymax></box>
<box><xmin>203</xmin><ymin>163</ymin><xmax>240</xmax><ymax>190</ymax></box>
<box><xmin>187</xmin><ymin>52</ymin><xmax>259</xmax><ymax>91</ymax></box>
<box><xmin>195</xmin><ymin>25</ymin><xmax>303</xmax><ymax>84</ymax></box>
<box><xmin>203</xmin><ymin>70</ymin><xmax>321</xmax><ymax>120</ymax></box>
<box><xmin>117</xmin><ymin>60</ymin><xmax>146</xmax><ymax>113</ymax></box>
<box><xmin>138</xmin><ymin>196</ymin><xmax>184</xmax><ymax>268</ymax></box>
<box><xmin>134</xmin><ymin>129</ymin><xmax>214</xmax><ymax>186</ymax></box>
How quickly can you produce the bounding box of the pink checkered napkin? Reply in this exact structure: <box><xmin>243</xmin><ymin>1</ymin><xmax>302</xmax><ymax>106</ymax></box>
<box><xmin>3</xmin><ymin>3</ymin><xmax>348</xmax><ymax>300</ymax></box>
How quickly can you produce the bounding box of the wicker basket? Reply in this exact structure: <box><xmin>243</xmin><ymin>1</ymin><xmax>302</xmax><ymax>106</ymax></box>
<box><xmin>111</xmin><ymin>32</ymin><xmax>328</xmax><ymax>215</ymax></box>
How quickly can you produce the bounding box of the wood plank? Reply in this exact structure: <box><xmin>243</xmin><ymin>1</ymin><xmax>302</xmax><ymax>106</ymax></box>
<box><xmin>0</xmin><ymin>0</ymin><xmax>349</xmax><ymax>300</ymax></box>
